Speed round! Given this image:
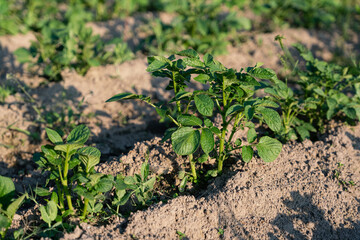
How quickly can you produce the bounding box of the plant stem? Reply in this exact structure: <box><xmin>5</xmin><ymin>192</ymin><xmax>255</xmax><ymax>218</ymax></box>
<box><xmin>62</xmin><ymin>149</ymin><xmax>74</xmax><ymax>213</ymax></box>
<box><xmin>56</xmin><ymin>181</ymin><xmax>65</xmax><ymax>213</ymax></box>
<box><xmin>81</xmin><ymin>198</ymin><xmax>89</xmax><ymax>219</ymax></box>
<box><xmin>218</xmin><ymin>120</ymin><xmax>227</xmax><ymax>173</ymax></box>
<box><xmin>189</xmin><ymin>154</ymin><xmax>197</xmax><ymax>181</ymax></box>
<box><xmin>172</xmin><ymin>72</ymin><xmax>181</xmax><ymax>113</ymax></box>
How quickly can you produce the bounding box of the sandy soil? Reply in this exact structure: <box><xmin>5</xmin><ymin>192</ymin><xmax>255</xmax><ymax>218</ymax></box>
<box><xmin>0</xmin><ymin>14</ymin><xmax>359</xmax><ymax>239</ymax></box>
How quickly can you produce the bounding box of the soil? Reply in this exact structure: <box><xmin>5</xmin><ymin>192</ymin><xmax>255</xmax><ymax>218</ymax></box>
<box><xmin>0</xmin><ymin>13</ymin><xmax>359</xmax><ymax>240</ymax></box>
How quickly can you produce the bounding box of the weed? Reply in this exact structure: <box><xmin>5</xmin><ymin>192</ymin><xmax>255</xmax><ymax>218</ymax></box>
<box><xmin>333</xmin><ymin>163</ymin><xmax>356</xmax><ymax>191</ymax></box>
<box><xmin>176</xmin><ymin>230</ymin><xmax>187</xmax><ymax>239</ymax></box>
<box><xmin>107</xmin><ymin>49</ymin><xmax>282</xmax><ymax>184</ymax></box>
<box><xmin>0</xmin><ymin>83</ymin><xmax>15</xmax><ymax>104</ymax></box>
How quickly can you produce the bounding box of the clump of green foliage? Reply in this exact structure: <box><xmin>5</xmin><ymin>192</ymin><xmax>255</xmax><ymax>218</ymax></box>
<box><xmin>0</xmin><ymin>175</ymin><xmax>27</xmax><ymax>239</ymax></box>
<box><xmin>247</xmin><ymin>0</ymin><xmax>360</xmax><ymax>32</ymax></box>
<box><xmin>34</xmin><ymin>125</ymin><xmax>114</xmax><ymax>222</ymax></box>
<box><xmin>145</xmin><ymin>0</ymin><xmax>251</xmax><ymax>55</ymax></box>
<box><xmin>32</xmin><ymin>124</ymin><xmax>156</xmax><ymax>236</ymax></box>
<box><xmin>0</xmin><ymin>0</ymin><xmax>25</xmax><ymax>35</ymax></box>
<box><xmin>113</xmin><ymin>161</ymin><xmax>156</xmax><ymax>210</ymax></box>
<box><xmin>265</xmin><ymin>36</ymin><xmax>360</xmax><ymax>141</ymax></box>
<box><xmin>107</xmin><ymin>49</ymin><xmax>282</xmax><ymax>184</ymax></box>
<box><xmin>14</xmin><ymin>20</ymin><xmax>133</xmax><ymax>81</ymax></box>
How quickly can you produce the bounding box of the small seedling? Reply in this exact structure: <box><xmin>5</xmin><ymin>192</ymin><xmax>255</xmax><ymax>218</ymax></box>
<box><xmin>113</xmin><ymin>161</ymin><xmax>156</xmax><ymax>209</ymax></box>
<box><xmin>333</xmin><ymin>163</ymin><xmax>356</xmax><ymax>191</ymax></box>
<box><xmin>176</xmin><ymin>230</ymin><xmax>187</xmax><ymax>240</ymax></box>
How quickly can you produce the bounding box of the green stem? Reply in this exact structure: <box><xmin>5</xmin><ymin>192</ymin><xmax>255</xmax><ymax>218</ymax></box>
<box><xmin>56</xmin><ymin>181</ymin><xmax>65</xmax><ymax>213</ymax></box>
<box><xmin>189</xmin><ymin>154</ymin><xmax>197</xmax><ymax>181</ymax></box>
<box><xmin>228</xmin><ymin>113</ymin><xmax>243</xmax><ymax>144</ymax></box>
<box><xmin>218</xmin><ymin>120</ymin><xmax>227</xmax><ymax>173</ymax></box>
<box><xmin>172</xmin><ymin>72</ymin><xmax>181</xmax><ymax>113</ymax></box>
<box><xmin>81</xmin><ymin>198</ymin><xmax>89</xmax><ymax>219</ymax></box>
<box><xmin>63</xmin><ymin>149</ymin><xmax>74</xmax><ymax>213</ymax></box>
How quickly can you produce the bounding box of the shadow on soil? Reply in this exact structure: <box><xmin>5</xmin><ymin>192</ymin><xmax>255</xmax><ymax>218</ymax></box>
<box><xmin>345</xmin><ymin>131</ymin><xmax>360</xmax><ymax>156</ymax></box>
<box><xmin>269</xmin><ymin>191</ymin><xmax>360</xmax><ymax>240</ymax></box>
<box><xmin>0</xmin><ymin>43</ymin><xmax>23</xmax><ymax>79</ymax></box>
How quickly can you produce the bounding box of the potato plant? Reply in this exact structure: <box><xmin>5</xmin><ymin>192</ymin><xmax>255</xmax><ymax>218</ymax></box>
<box><xmin>14</xmin><ymin>20</ymin><xmax>133</xmax><ymax>81</ymax></box>
<box><xmin>107</xmin><ymin>49</ymin><xmax>282</xmax><ymax>182</ymax></box>
<box><xmin>145</xmin><ymin>0</ymin><xmax>251</xmax><ymax>55</ymax></box>
<box><xmin>265</xmin><ymin>37</ymin><xmax>360</xmax><ymax>141</ymax></box>
<box><xmin>34</xmin><ymin>125</ymin><xmax>115</xmax><ymax>222</ymax></box>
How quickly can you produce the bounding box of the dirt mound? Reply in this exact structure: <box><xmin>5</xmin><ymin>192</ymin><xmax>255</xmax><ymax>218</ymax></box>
<box><xmin>58</xmin><ymin>125</ymin><xmax>360</xmax><ymax>240</ymax></box>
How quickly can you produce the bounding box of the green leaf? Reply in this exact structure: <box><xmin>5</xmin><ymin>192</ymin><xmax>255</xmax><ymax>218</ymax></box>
<box><xmin>6</xmin><ymin>194</ymin><xmax>26</xmax><ymax>218</ymax></box>
<box><xmin>247</xmin><ymin>128</ymin><xmax>257</xmax><ymax>143</ymax></box>
<box><xmin>295</xmin><ymin>126</ymin><xmax>310</xmax><ymax>140</ymax></box>
<box><xmin>210</xmin><ymin>126</ymin><xmax>221</xmax><ymax>134</ymax></box>
<box><xmin>34</xmin><ymin>187</ymin><xmax>51</xmax><ymax>197</ymax></box>
<box><xmin>39</xmin><ymin>201</ymin><xmax>57</xmax><ymax>226</ymax></box>
<box><xmin>179</xmin><ymin>175</ymin><xmax>188</xmax><ymax>192</ymax></box>
<box><xmin>183</xmin><ymin>58</ymin><xmax>205</xmax><ymax>68</ymax></box>
<box><xmin>171</xmin><ymin>127</ymin><xmax>200</xmax><ymax>156</ymax></box>
<box><xmin>194</xmin><ymin>95</ymin><xmax>214</xmax><ymax>117</ymax></box>
<box><xmin>194</xmin><ymin>74</ymin><xmax>210</xmax><ymax>84</ymax></box>
<box><xmin>177</xmin><ymin>49</ymin><xmax>199</xmax><ymax>59</ymax></box>
<box><xmin>248</xmin><ymin>67</ymin><xmax>277</xmax><ymax>80</ymax></box>
<box><xmin>257</xmin><ymin>107</ymin><xmax>281</xmax><ymax>132</ymax></box>
<box><xmin>343</xmin><ymin>107</ymin><xmax>357</xmax><ymax>119</ymax></box>
<box><xmin>204</xmin><ymin>119</ymin><xmax>213</xmax><ymax>127</ymax></box>
<box><xmin>114</xmin><ymin>191</ymin><xmax>131</xmax><ymax>206</ymax></box>
<box><xmin>67</xmin><ymin>125</ymin><xmax>90</xmax><ymax>144</ymax></box>
<box><xmin>242</xmin><ymin>146</ymin><xmax>253</xmax><ymax>163</ymax></box>
<box><xmin>147</xmin><ymin>56</ymin><xmax>170</xmax><ymax>72</ymax></box>
<box><xmin>0</xmin><ymin>214</ymin><xmax>10</xmax><ymax>230</ymax></box>
<box><xmin>256</xmin><ymin>136</ymin><xmax>282</xmax><ymax>163</ymax></box>
<box><xmin>200</xmin><ymin>128</ymin><xmax>214</xmax><ymax>154</ymax></box>
<box><xmin>106</xmin><ymin>93</ymin><xmax>140</xmax><ymax>102</ymax></box>
<box><xmin>78</xmin><ymin>147</ymin><xmax>101</xmax><ymax>173</ymax></box>
<box><xmin>124</xmin><ymin>176</ymin><xmax>136</xmax><ymax>185</ymax></box>
<box><xmin>0</xmin><ymin>176</ymin><xmax>15</xmax><ymax>209</ymax></box>
<box><xmin>326</xmin><ymin>98</ymin><xmax>337</xmax><ymax>120</ymax></box>
<box><xmin>45</xmin><ymin>128</ymin><xmax>63</xmax><ymax>144</ymax></box>
<box><xmin>225</xmin><ymin>104</ymin><xmax>243</xmax><ymax>117</ymax></box>
<box><xmin>14</xmin><ymin>48</ymin><xmax>32</xmax><ymax>63</ymax></box>
<box><xmin>54</xmin><ymin>143</ymin><xmax>83</xmax><ymax>154</ymax></box>
<box><xmin>314</xmin><ymin>88</ymin><xmax>326</xmax><ymax>97</ymax></box>
<box><xmin>244</xmin><ymin>105</ymin><xmax>254</xmax><ymax>120</ymax></box>
<box><xmin>177</xmin><ymin>115</ymin><xmax>203</xmax><ymax>127</ymax></box>
<box><xmin>198</xmin><ymin>154</ymin><xmax>209</xmax><ymax>163</ymax></box>
<box><xmin>141</xmin><ymin>161</ymin><xmax>150</xmax><ymax>181</ymax></box>
<box><xmin>162</xmin><ymin>127</ymin><xmax>177</xmax><ymax>142</ymax></box>
<box><xmin>95</xmin><ymin>179</ymin><xmax>114</xmax><ymax>193</ymax></box>
<box><xmin>144</xmin><ymin>177</ymin><xmax>156</xmax><ymax>190</ymax></box>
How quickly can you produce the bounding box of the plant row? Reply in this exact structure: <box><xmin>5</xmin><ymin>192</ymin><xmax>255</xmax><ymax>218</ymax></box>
<box><xmin>1</xmin><ymin>45</ymin><xmax>360</xmax><ymax>238</ymax></box>
<box><xmin>1</xmin><ymin>125</ymin><xmax>156</xmax><ymax>239</ymax></box>
<box><xmin>8</xmin><ymin>0</ymin><xmax>360</xmax><ymax>81</ymax></box>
